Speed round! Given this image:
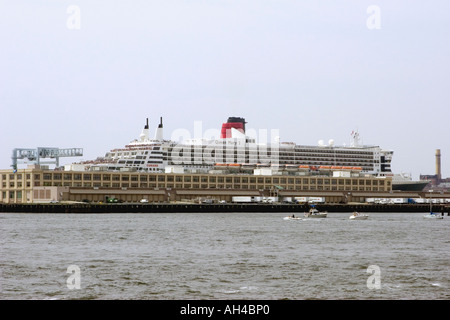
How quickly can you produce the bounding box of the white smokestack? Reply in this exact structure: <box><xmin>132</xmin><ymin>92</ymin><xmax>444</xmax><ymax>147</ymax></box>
<box><xmin>140</xmin><ymin>118</ymin><xmax>150</xmax><ymax>141</ymax></box>
<box><xmin>154</xmin><ymin>117</ymin><xmax>164</xmax><ymax>140</ymax></box>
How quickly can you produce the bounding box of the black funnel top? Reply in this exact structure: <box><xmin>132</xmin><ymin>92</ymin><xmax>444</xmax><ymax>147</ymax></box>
<box><xmin>227</xmin><ymin>117</ymin><xmax>246</xmax><ymax>131</ymax></box>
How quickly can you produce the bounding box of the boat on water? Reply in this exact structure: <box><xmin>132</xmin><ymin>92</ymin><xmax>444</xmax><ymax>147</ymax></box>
<box><xmin>69</xmin><ymin>117</ymin><xmax>402</xmax><ymax>182</ymax></box>
<box><xmin>304</xmin><ymin>208</ymin><xmax>327</xmax><ymax>218</ymax></box>
<box><xmin>283</xmin><ymin>215</ymin><xmax>302</xmax><ymax>221</ymax></box>
<box><xmin>349</xmin><ymin>212</ymin><xmax>369</xmax><ymax>220</ymax></box>
<box><xmin>423</xmin><ymin>197</ymin><xmax>444</xmax><ymax>219</ymax></box>
<box><xmin>381</xmin><ymin>172</ymin><xmax>430</xmax><ymax>192</ymax></box>
<box><xmin>423</xmin><ymin>213</ymin><xmax>443</xmax><ymax>219</ymax></box>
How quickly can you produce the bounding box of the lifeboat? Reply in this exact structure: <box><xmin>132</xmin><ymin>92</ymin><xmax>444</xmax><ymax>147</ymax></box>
<box><xmin>299</xmin><ymin>165</ymin><xmax>310</xmax><ymax>170</ymax></box>
<box><xmin>331</xmin><ymin>166</ymin><xmax>342</xmax><ymax>170</ymax></box>
<box><xmin>319</xmin><ymin>166</ymin><xmax>331</xmax><ymax>170</ymax></box>
<box><xmin>342</xmin><ymin>166</ymin><xmax>353</xmax><ymax>170</ymax></box>
<box><xmin>352</xmin><ymin>167</ymin><xmax>363</xmax><ymax>171</ymax></box>
<box><xmin>215</xmin><ymin>163</ymin><xmax>228</xmax><ymax>167</ymax></box>
<box><xmin>227</xmin><ymin>163</ymin><xmax>241</xmax><ymax>167</ymax></box>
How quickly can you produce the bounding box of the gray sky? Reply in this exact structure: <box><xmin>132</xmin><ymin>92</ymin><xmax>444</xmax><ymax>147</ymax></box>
<box><xmin>1</xmin><ymin>0</ymin><xmax>449</xmax><ymax>179</ymax></box>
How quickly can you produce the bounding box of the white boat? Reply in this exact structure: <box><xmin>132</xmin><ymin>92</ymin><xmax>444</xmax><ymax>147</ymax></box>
<box><xmin>71</xmin><ymin>117</ymin><xmax>396</xmax><ymax>179</ymax></box>
<box><xmin>349</xmin><ymin>212</ymin><xmax>369</xmax><ymax>220</ymax></box>
<box><xmin>423</xmin><ymin>195</ymin><xmax>443</xmax><ymax>219</ymax></box>
<box><xmin>423</xmin><ymin>212</ymin><xmax>443</xmax><ymax>219</ymax></box>
<box><xmin>304</xmin><ymin>208</ymin><xmax>327</xmax><ymax>218</ymax></box>
<box><xmin>283</xmin><ymin>215</ymin><xmax>302</xmax><ymax>221</ymax></box>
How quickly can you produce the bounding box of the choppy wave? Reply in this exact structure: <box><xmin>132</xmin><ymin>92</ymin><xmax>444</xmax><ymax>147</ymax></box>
<box><xmin>0</xmin><ymin>211</ymin><xmax>448</xmax><ymax>300</ymax></box>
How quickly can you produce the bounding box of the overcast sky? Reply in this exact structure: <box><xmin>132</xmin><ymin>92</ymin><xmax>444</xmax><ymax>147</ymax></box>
<box><xmin>1</xmin><ymin>0</ymin><xmax>449</xmax><ymax>179</ymax></box>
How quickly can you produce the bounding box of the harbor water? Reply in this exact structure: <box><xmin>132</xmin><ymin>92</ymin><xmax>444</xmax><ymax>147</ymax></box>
<box><xmin>0</xmin><ymin>211</ymin><xmax>448</xmax><ymax>300</ymax></box>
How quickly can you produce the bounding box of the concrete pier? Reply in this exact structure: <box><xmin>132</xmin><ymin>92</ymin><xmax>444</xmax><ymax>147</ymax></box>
<box><xmin>0</xmin><ymin>203</ymin><xmax>448</xmax><ymax>214</ymax></box>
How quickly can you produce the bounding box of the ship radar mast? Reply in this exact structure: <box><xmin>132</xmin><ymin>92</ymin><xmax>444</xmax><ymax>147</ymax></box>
<box><xmin>350</xmin><ymin>129</ymin><xmax>361</xmax><ymax>147</ymax></box>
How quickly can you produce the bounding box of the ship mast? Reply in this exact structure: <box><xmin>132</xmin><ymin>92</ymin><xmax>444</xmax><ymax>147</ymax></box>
<box><xmin>350</xmin><ymin>129</ymin><xmax>361</xmax><ymax>147</ymax></box>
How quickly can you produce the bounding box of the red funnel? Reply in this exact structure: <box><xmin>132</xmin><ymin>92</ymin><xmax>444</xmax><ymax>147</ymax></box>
<box><xmin>220</xmin><ymin>117</ymin><xmax>246</xmax><ymax>138</ymax></box>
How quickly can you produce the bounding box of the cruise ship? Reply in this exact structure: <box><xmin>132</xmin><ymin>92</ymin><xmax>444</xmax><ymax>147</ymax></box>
<box><xmin>75</xmin><ymin>116</ymin><xmax>398</xmax><ymax>175</ymax></box>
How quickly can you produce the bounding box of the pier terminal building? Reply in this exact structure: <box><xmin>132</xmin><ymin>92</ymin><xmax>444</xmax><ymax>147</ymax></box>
<box><xmin>1</xmin><ymin>164</ymin><xmax>394</xmax><ymax>204</ymax></box>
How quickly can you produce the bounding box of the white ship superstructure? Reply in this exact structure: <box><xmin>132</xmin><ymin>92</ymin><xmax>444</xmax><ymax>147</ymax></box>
<box><xmin>74</xmin><ymin>117</ymin><xmax>394</xmax><ymax>177</ymax></box>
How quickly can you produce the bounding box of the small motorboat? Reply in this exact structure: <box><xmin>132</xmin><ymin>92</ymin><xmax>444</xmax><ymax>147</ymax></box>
<box><xmin>304</xmin><ymin>208</ymin><xmax>327</xmax><ymax>218</ymax></box>
<box><xmin>349</xmin><ymin>212</ymin><xmax>369</xmax><ymax>220</ymax></box>
<box><xmin>423</xmin><ymin>212</ymin><xmax>443</xmax><ymax>219</ymax></box>
<box><xmin>423</xmin><ymin>200</ymin><xmax>444</xmax><ymax>219</ymax></box>
<box><xmin>283</xmin><ymin>215</ymin><xmax>302</xmax><ymax>221</ymax></box>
